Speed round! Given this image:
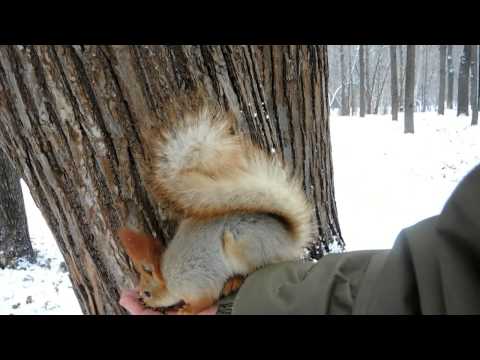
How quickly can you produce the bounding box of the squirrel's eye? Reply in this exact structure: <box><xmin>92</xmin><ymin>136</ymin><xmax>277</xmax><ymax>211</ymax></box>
<box><xmin>142</xmin><ymin>265</ymin><xmax>153</xmax><ymax>275</ymax></box>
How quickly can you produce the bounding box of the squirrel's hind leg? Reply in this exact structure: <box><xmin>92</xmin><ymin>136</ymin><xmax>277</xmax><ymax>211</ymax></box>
<box><xmin>177</xmin><ymin>295</ymin><xmax>217</xmax><ymax>315</ymax></box>
<box><xmin>222</xmin><ymin>275</ymin><xmax>245</xmax><ymax>297</ymax></box>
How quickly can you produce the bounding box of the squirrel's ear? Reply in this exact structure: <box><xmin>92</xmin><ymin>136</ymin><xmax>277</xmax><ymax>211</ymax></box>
<box><xmin>118</xmin><ymin>227</ymin><xmax>158</xmax><ymax>262</ymax></box>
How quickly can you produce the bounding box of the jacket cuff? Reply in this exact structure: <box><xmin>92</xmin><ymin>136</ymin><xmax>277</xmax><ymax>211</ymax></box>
<box><xmin>216</xmin><ymin>293</ymin><xmax>238</xmax><ymax>315</ymax></box>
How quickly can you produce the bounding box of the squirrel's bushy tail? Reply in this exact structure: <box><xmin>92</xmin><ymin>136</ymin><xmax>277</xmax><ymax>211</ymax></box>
<box><xmin>148</xmin><ymin>102</ymin><xmax>313</xmax><ymax>248</ymax></box>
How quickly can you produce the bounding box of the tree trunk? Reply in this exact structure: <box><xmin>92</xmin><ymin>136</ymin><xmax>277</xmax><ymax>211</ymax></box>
<box><xmin>382</xmin><ymin>90</ymin><xmax>388</xmax><ymax>115</ymax></box>
<box><xmin>457</xmin><ymin>45</ymin><xmax>471</xmax><ymax>116</ymax></box>
<box><xmin>374</xmin><ymin>65</ymin><xmax>388</xmax><ymax>115</ymax></box>
<box><xmin>399</xmin><ymin>45</ymin><xmax>405</xmax><ymax>111</ymax></box>
<box><xmin>0</xmin><ymin>147</ymin><xmax>34</xmax><ymax>268</ymax></box>
<box><xmin>349</xmin><ymin>46</ymin><xmax>356</xmax><ymax>115</ymax></box>
<box><xmin>347</xmin><ymin>46</ymin><xmax>352</xmax><ymax>115</ymax></box>
<box><xmin>0</xmin><ymin>45</ymin><xmax>342</xmax><ymax>314</ymax></box>
<box><xmin>471</xmin><ymin>45</ymin><xmax>478</xmax><ymax>125</ymax></box>
<box><xmin>438</xmin><ymin>45</ymin><xmax>447</xmax><ymax>115</ymax></box>
<box><xmin>368</xmin><ymin>47</ymin><xmax>383</xmax><ymax>114</ymax></box>
<box><xmin>421</xmin><ymin>46</ymin><xmax>429</xmax><ymax>112</ymax></box>
<box><xmin>340</xmin><ymin>46</ymin><xmax>348</xmax><ymax>116</ymax></box>
<box><xmin>359</xmin><ymin>45</ymin><xmax>366</xmax><ymax>117</ymax></box>
<box><xmin>365</xmin><ymin>45</ymin><xmax>371</xmax><ymax>114</ymax></box>
<box><xmin>404</xmin><ymin>45</ymin><xmax>416</xmax><ymax>134</ymax></box>
<box><xmin>447</xmin><ymin>45</ymin><xmax>454</xmax><ymax>109</ymax></box>
<box><xmin>390</xmin><ymin>45</ymin><xmax>398</xmax><ymax>120</ymax></box>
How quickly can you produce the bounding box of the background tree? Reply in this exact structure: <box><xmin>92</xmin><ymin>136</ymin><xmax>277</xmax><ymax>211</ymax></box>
<box><xmin>359</xmin><ymin>45</ymin><xmax>366</xmax><ymax>117</ymax></box>
<box><xmin>471</xmin><ymin>45</ymin><xmax>478</xmax><ymax>125</ymax></box>
<box><xmin>404</xmin><ymin>45</ymin><xmax>416</xmax><ymax>133</ymax></box>
<box><xmin>457</xmin><ymin>45</ymin><xmax>471</xmax><ymax>116</ymax></box>
<box><xmin>0</xmin><ymin>45</ymin><xmax>342</xmax><ymax>314</ymax></box>
<box><xmin>340</xmin><ymin>45</ymin><xmax>349</xmax><ymax>116</ymax></box>
<box><xmin>447</xmin><ymin>45</ymin><xmax>454</xmax><ymax>109</ymax></box>
<box><xmin>399</xmin><ymin>45</ymin><xmax>405</xmax><ymax>111</ymax></box>
<box><xmin>370</xmin><ymin>47</ymin><xmax>388</xmax><ymax>114</ymax></box>
<box><xmin>373</xmin><ymin>60</ymin><xmax>389</xmax><ymax>114</ymax></box>
<box><xmin>0</xmin><ymin>147</ymin><xmax>34</xmax><ymax>268</ymax></box>
<box><xmin>421</xmin><ymin>46</ymin><xmax>429</xmax><ymax>112</ymax></box>
<box><xmin>438</xmin><ymin>45</ymin><xmax>447</xmax><ymax>115</ymax></box>
<box><xmin>348</xmin><ymin>45</ymin><xmax>355</xmax><ymax>115</ymax></box>
<box><xmin>390</xmin><ymin>45</ymin><xmax>399</xmax><ymax>120</ymax></box>
<box><xmin>365</xmin><ymin>45</ymin><xmax>371</xmax><ymax>114</ymax></box>
<box><xmin>368</xmin><ymin>46</ymin><xmax>387</xmax><ymax>115</ymax></box>
<box><xmin>328</xmin><ymin>45</ymin><xmax>475</xmax><ymax>118</ymax></box>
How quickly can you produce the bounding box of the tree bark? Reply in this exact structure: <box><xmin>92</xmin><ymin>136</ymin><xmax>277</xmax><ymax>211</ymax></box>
<box><xmin>365</xmin><ymin>45</ymin><xmax>371</xmax><ymax>114</ymax></box>
<box><xmin>390</xmin><ymin>45</ymin><xmax>398</xmax><ymax>120</ymax></box>
<box><xmin>438</xmin><ymin>45</ymin><xmax>447</xmax><ymax>115</ymax></box>
<box><xmin>373</xmin><ymin>64</ymin><xmax>388</xmax><ymax>115</ymax></box>
<box><xmin>399</xmin><ymin>45</ymin><xmax>405</xmax><ymax>111</ymax></box>
<box><xmin>0</xmin><ymin>45</ymin><xmax>342</xmax><ymax>314</ymax></box>
<box><xmin>369</xmin><ymin>47</ymin><xmax>385</xmax><ymax>112</ymax></box>
<box><xmin>0</xmin><ymin>147</ymin><xmax>34</xmax><ymax>268</ymax></box>
<box><xmin>421</xmin><ymin>46</ymin><xmax>429</xmax><ymax>112</ymax></box>
<box><xmin>340</xmin><ymin>46</ymin><xmax>348</xmax><ymax>116</ymax></box>
<box><xmin>471</xmin><ymin>45</ymin><xmax>478</xmax><ymax>125</ymax></box>
<box><xmin>359</xmin><ymin>45</ymin><xmax>366</xmax><ymax>117</ymax></box>
<box><xmin>404</xmin><ymin>45</ymin><xmax>416</xmax><ymax>134</ymax></box>
<box><xmin>457</xmin><ymin>45</ymin><xmax>471</xmax><ymax>116</ymax></box>
<box><xmin>349</xmin><ymin>46</ymin><xmax>356</xmax><ymax>115</ymax></box>
<box><xmin>447</xmin><ymin>45</ymin><xmax>454</xmax><ymax>109</ymax></box>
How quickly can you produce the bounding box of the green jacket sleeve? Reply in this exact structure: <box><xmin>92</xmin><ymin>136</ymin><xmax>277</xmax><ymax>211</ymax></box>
<box><xmin>227</xmin><ymin>163</ymin><xmax>480</xmax><ymax>315</ymax></box>
<box><xmin>229</xmin><ymin>250</ymin><xmax>383</xmax><ymax>315</ymax></box>
<box><xmin>367</xmin><ymin>163</ymin><xmax>480</xmax><ymax>314</ymax></box>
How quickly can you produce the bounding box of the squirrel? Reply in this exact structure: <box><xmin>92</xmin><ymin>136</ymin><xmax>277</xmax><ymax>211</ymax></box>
<box><xmin>118</xmin><ymin>96</ymin><xmax>313</xmax><ymax>314</ymax></box>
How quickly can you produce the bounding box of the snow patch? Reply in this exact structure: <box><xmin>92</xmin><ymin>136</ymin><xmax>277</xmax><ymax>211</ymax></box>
<box><xmin>0</xmin><ymin>181</ymin><xmax>82</xmax><ymax>315</ymax></box>
<box><xmin>330</xmin><ymin>110</ymin><xmax>480</xmax><ymax>251</ymax></box>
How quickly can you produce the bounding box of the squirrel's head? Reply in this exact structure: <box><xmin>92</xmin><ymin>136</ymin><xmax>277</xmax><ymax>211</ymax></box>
<box><xmin>118</xmin><ymin>228</ymin><xmax>183</xmax><ymax>310</ymax></box>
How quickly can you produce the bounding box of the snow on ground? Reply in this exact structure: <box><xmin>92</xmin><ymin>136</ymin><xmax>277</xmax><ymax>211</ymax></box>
<box><xmin>1</xmin><ymin>109</ymin><xmax>478</xmax><ymax>314</ymax></box>
<box><xmin>0</xmin><ymin>181</ymin><xmax>82</xmax><ymax>315</ymax></box>
<box><xmin>330</xmin><ymin>109</ymin><xmax>480</xmax><ymax>251</ymax></box>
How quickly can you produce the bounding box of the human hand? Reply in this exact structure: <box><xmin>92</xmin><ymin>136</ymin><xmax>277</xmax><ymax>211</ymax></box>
<box><xmin>119</xmin><ymin>288</ymin><xmax>218</xmax><ymax>315</ymax></box>
<box><xmin>119</xmin><ymin>288</ymin><xmax>162</xmax><ymax>315</ymax></box>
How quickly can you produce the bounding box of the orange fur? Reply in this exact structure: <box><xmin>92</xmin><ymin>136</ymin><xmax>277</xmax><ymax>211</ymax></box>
<box><xmin>178</xmin><ymin>295</ymin><xmax>217</xmax><ymax>315</ymax></box>
<box><xmin>118</xmin><ymin>228</ymin><xmax>166</xmax><ymax>289</ymax></box>
<box><xmin>222</xmin><ymin>275</ymin><xmax>245</xmax><ymax>297</ymax></box>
